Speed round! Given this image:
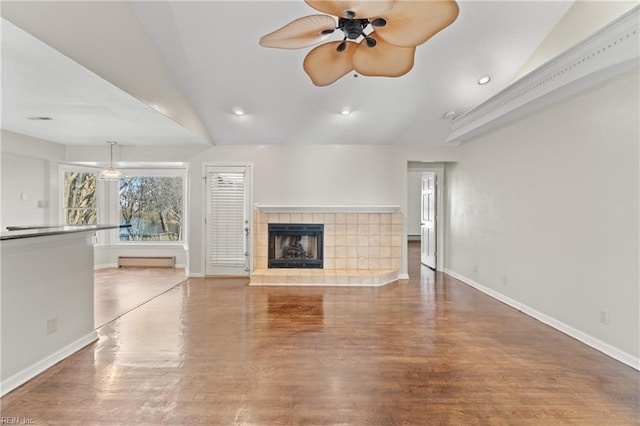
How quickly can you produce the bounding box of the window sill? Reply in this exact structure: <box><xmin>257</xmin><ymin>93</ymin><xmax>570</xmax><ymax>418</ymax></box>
<box><xmin>95</xmin><ymin>242</ymin><xmax>188</xmax><ymax>249</ymax></box>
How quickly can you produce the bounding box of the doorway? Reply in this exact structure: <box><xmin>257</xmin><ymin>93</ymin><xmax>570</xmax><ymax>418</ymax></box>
<box><xmin>407</xmin><ymin>162</ymin><xmax>444</xmax><ymax>271</ymax></box>
<box><xmin>204</xmin><ymin>164</ymin><xmax>252</xmax><ymax>276</ymax></box>
<box><xmin>421</xmin><ymin>172</ymin><xmax>437</xmax><ymax>269</ymax></box>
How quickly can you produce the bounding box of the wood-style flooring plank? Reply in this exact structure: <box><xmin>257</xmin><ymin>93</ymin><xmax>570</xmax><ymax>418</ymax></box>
<box><xmin>94</xmin><ymin>267</ymin><xmax>187</xmax><ymax>327</ymax></box>
<box><xmin>1</xmin><ymin>243</ymin><xmax>638</xmax><ymax>425</ymax></box>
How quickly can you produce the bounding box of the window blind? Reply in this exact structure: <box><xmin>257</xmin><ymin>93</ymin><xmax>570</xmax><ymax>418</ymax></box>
<box><xmin>207</xmin><ymin>172</ymin><xmax>246</xmax><ymax>267</ymax></box>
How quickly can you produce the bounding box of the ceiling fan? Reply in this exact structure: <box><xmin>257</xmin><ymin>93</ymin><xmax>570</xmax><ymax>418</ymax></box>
<box><xmin>259</xmin><ymin>0</ymin><xmax>460</xmax><ymax>87</ymax></box>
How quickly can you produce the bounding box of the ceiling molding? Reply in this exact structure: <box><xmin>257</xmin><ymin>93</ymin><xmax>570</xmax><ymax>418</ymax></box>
<box><xmin>446</xmin><ymin>6</ymin><xmax>639</xmax><ymax>144</ymax></box>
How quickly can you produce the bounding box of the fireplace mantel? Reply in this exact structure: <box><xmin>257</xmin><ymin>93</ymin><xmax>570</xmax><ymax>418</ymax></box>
<box><xmin>254</xmin><ymin>205</ymin><xmax>401</xmax><ymax>214</ymax></box>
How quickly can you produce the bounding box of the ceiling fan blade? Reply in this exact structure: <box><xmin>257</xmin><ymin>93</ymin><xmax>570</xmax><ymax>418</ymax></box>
<box><xmin>352</xmin><ymin>36</ymin><xmax>415</xmax><ymax>77</ymax></box>
<box><xmin>303</xmin><ymin>41</ymin><xmax>357</xmax><ymax>86</ymax></box>
<box><xmin>374</xmin><ymin>0</ymin><xmax>459</xmax><ymax>47</ymax></box>
<box><xmin>305</xmin><ymin>0</ymin><xmax>393</xmax><ymax>19</ymax></box>
<box><xmin>259</xmin><ymin>15</ymin><xmax>338</xmax><ymax>49</ymax></box>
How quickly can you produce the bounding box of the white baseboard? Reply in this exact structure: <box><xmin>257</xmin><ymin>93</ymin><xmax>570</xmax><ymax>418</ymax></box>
<box><xmin>95</xmin><ymin>263</ymin><xmax>186</xmax><ymax>270</ymax></box>
<box><xmin>443</xmin><ymin>269</ymin><xmax>639</xmax><ymax>371</ymax></box>
<box><xmin>398</xmin><ymin>274</ymin><xmax>410</xmax><ymax>280</ymax></box>
<box><xmin>94</xmin><ymin>263</ymin><xmax>118</xmax><ymax>270</ymax></box>
<box><xmin>1</xmin><ymin>331</ymin><xmax>98</xmax><ymax>397</ymax></box>
<box><xmin>188</xmin><ymin>273</ymin><xmax>205</xmax><ymax>278</ymax></box>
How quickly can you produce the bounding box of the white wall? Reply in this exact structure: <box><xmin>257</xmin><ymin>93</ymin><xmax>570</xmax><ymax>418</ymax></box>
<box><xmin>1</xmin><ymin>154</ymin><xmax>49</xmax><ymax>229</ymax></box>
<box><xmin>444</xmin><ymin>68</ymin><xmax>639</xmax><ymax>365</ymax></box>
<box><xmin>1</xmin><ymin>130</ymin><xmax>65</xmax><ymax>230</ymax></box>
<box><xmin>66</xmin><ymin>144</ymin><xmax>460</xmax><ymax>276</ymax></box>
<box><xmin>407</xmin><ymin>170</ymin><xmax>422</xmax><ymax>237</ymax></box>
<box><xmin>190</xmin><ymin>145</ymin><xmax>460</xmax><ymax>277</ymax></box>
<box><xmin>4</xmin><ymin>130</ymin><xmax>460</xmax><ymax>277</ymax></box>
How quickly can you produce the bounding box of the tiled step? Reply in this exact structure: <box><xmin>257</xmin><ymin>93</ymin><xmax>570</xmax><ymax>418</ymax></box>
<box><xmin>250</xmin><ymin>268</ymin><xmax>399</xmax><ymax>287</ymax></box>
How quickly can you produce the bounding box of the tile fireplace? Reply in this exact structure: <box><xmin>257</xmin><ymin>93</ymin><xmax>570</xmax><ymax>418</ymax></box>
<box><xmin>252</xmin><ymin>206</ymin><xmax>403</xmax><ymax>286</ymax></box>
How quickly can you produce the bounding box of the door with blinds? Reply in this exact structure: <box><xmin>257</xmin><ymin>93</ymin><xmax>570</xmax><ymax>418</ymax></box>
<box><xmin>205</xmin><ymin>165</ymin><xmax>251</xmax><ymax>276</ymax></box>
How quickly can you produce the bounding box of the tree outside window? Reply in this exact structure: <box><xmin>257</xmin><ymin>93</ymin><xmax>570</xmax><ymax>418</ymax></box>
<box><xmin>63</xmin><ymin>171</ymin><xmax>97</xmax><ymax>225</ymax></box>
<box><xmin>119</xmin><ymin>176</ymin><xmax>183</xmax><ymax>241</ymax></box>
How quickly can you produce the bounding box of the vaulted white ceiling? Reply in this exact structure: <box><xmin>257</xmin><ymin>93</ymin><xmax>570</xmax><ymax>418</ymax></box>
<box><xmin>1</xmin><ymin>1</ymin><xmax>609</xmax><ymax>147</ymax></box>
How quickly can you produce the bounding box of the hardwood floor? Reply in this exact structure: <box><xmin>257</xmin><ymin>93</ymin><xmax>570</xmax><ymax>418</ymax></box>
<box><xmin>94</xmin><ymin>267</ymin><xmax>187</xmax><ymax>327</ymax></box>
<box><xmin>2</xmin><ymin>242</ymin><xmax>638</xmax><ymax>424</ymax></box>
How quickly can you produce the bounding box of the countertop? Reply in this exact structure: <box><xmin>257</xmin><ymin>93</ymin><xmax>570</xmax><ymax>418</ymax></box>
<box><xmin>1</xmin><ymin>224</ymin><xmax>127</xmax><ymax>241</ymax></box>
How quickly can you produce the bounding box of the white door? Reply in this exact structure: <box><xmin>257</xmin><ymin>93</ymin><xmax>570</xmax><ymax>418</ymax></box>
<box><xmin>421</xmin><ymin>172</ymin><xmax>436</xmax><ymax>269</ymax></box>
<box><xmin>205</xmin><ymin>165</ymin><xmax>251</xmax><ymax>276</ymax></box>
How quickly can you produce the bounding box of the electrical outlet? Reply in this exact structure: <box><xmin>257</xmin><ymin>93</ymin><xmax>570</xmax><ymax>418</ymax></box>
<box><xmin>599</xmin><ymin>310</ymin><xmax>609</xmax><ymax>325</ymax></box>
<box><xmin>47</xmin><ymin>317</ymin><xmax>58</xmax><ymax>335</ymax></box>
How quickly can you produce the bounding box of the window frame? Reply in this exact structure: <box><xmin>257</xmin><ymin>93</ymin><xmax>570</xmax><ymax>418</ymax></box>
<box><xmin>59</xmin><ymin>164</ymin><xmax>102</xmax><ymax>226</ymax></box>
<box><xmin>111</xmin><ymin>166</ymin><xmax>188</xmax><ymax>246</ymax></box>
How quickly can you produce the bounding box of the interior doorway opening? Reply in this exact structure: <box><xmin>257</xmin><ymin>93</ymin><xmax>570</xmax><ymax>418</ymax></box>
<box><xmin>407</xmin><ymin>162</ymin><xmax>445</xmax><ymax>271</ymax></box>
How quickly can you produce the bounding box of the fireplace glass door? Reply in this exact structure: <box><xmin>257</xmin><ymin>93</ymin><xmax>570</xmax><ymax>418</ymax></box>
<box><xmin>268</xmin><ymin>224</ymin><xmax>323</xmax><ymax>268</ymax></box>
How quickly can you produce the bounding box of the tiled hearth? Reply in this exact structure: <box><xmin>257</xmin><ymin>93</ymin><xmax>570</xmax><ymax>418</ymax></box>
<box><xmin>251</xmin><ymin>206</ymin><xmax>402</xmax><ymax>286</ymax></box>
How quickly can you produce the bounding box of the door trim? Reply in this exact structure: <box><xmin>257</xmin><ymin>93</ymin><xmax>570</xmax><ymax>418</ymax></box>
<box><xmin>421</xmin><ymin>172</ymin><xmax>437</xmax><ymax>270</ymax></box>
<box><xmin>407</xmin><ymin>162</ymin><xmax>445</xmax><ymax>272</ymax></box>
<box><xmin>201</xmin><ymin>162</ymin><xmax>254</xmax><ymax>276</ymax></box>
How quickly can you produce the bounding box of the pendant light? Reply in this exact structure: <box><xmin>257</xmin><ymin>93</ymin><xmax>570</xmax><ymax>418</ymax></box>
<box><xmin>98</xmin><ymin>141</ymin><xmax>124</xmax><ymax>181</ymax></box>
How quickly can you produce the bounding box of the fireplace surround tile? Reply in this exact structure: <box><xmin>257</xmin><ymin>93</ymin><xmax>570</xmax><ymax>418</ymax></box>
<box><xmin>252</xmin><ymin>207</ymin><xmax>402</xmax><ymax>286</ymax></box>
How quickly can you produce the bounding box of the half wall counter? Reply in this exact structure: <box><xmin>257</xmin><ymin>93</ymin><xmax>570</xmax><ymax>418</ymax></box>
<box><xmin>1</xmin><ymin>224</ymin><xmax>121</xmax><ymax>396</ymax></box>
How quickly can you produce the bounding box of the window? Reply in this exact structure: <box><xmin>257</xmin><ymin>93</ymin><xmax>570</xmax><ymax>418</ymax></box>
<box><xmin>119</xmin><ymin>175</ymin><xmax>184</xmax><ymax>241</ymax></box>
<box><xmin>63</xmin><ymin>171</ymin><xmax>97</xmax><ymax>225</ymax></box>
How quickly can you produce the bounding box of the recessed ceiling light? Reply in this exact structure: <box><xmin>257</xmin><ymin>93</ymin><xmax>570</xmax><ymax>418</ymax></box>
<box><xmin>340</xmin><ymin>108</ymin><xmax>351</xmax><ymax>115</ymax></box>
<box><xmin>477</xmin><ymin>75</ymin><xmax>491</xmax><ymax>85</ymax></box>
<box><xmin>27</xmin><ymin>116</ymin><xmax>53</xmax><ymax>120</ymax></box>
<box><xmin>232</xmin><ymin>107</ymin><xmax>245</xmax><ymax>116</ymax></box>
<box><xmin>443</xmin><ymin>111</ymin><xmax>456</xmax><ymax>119</ymax></box>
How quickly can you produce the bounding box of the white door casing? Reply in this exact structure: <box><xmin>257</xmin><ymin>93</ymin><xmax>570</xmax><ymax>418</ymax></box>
<box><xmin>205</xmin><ymin>165</ymin><xmax>252</xmax><ymax>276</ymax></box>
<box><xmin>421</xmin><ymin>172</ymin><xmax>436</xmax><ymax>269</ymax></box>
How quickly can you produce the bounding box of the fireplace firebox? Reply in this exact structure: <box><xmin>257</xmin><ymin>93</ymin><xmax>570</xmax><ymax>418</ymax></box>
<box><xmin>268</xmin><ymin>224</ymin><xmax>323</xmax><ymax>268</ymax></box>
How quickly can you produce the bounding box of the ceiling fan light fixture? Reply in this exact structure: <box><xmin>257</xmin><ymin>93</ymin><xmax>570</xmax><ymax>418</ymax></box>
<box><xmin>261</xmin><ymin>0</ymin><xmax>460</xmax><ymax>86</ymax></box>
<box><xmin>340</xmin><ymin>107</ymin><xmax>352</xmax><ymax>115</ymax></box>
<box><xmin>232</xmin><ymin>107</ymin><xmax>246</xmax><ymax>116</ymax></box>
